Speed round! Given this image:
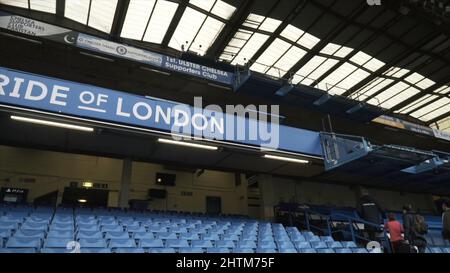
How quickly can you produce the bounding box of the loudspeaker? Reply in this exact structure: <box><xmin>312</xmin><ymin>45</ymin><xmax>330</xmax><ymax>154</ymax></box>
<box><xmin>149</xmin><ymin>189</ymin><xmax>167</xmax><ymax>199</ymax></box>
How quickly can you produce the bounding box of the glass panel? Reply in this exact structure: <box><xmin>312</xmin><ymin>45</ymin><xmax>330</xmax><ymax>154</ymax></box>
<box><xmin>121</xmin><ymin>0</ymin><xmax>156</xmax><ymax>40</ymax></box>
<box><xmin>143</xmin><ymin>0</ymin><xmax>179</xmax><ymax>44</ymax></box>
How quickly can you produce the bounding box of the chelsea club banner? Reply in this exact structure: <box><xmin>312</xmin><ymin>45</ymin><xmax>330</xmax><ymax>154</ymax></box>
<box><xmin>0</xmin><ymin>67</ymin><xmax>323</xmax><ymax>156</ymax></box>
<box><xmin>0</xmin><ymin>11</ymin><xmax>234</xmax><ymax>85</ymax></box>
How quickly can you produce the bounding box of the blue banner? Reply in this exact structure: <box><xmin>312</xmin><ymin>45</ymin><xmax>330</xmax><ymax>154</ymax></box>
<box><xmin>0</xmin><ymin>12</ymin><xmax>235</xmax><ymax>86</ymax></box>
<box><xmin>0</xmin><ymin>67</ymin><xmax>323</xmax><ymax>156</ymax></box>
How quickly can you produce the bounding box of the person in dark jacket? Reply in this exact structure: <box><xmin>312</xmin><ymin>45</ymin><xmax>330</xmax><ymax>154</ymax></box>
<box><xmin>356</xmin><ymin>188</ymin><xmax>384</xmax><ymax>241</ymax></box>
<box><xmin>402</xmin><ymin>205</ymin><xmax>427</xmax><ymax>253</ymax></box>
<box><xmin>443</xmin><ymin>201</ymin><xmax>450</xmax><ymax>242</ymax></box>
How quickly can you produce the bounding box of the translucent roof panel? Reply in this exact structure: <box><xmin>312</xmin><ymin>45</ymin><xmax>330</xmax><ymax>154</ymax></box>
<box><xmin>267</xmin><ymin>46</ymin><xmax>307</xmax><ymax>78</ymax></box>
<box><xmin>121</xmin><ymin>0</ymin><xmax>157</xmax><ymax>40</ymax></box>
<box><xmin>169</xmin><ymin>7</ymin><xmax>207</xmax><ymax>51</ymax></box>
<box><xmin>376</xmin><ymin>85</ymin><xmax>421</xmax><ymax>109</ymax></box>
<box><xmin>384</xmin><ymin>67</ymin><xmax>410</xmax><ymax>78</ymax></box>
<box><xmin>0</xmin><ymin>0</ymin><xmax>56</xmax><ymax>13</ymax></box>
<box><xmin>280</xmin><ymin>25</ymin><xmax>320</xmax><ymax>49</ymax></box>
<box><xmin>230</xmin><ymin>32</ymin><xmax>269</xmax><ymax>65</ymax></box>
<box><xmin>210</xmin><ymin>0</ymin><xmax>236</xmax><ymax>20</ymax></box>
<box><xmin>189</xmin><ymin>17</ymin><xmax>225</xmax><ymax>55</ymax></box>
<box><xmin>396</xmin><ymin>94</ymin><xmax>438</xmax><ymax>114</ymax></box>
<box><xmin>189</xmin><ymin>0</ymin><xmax>215</xmax><ymax>11</ymax></box>
<box><xmin>30</xmin><ymin>0</ymin><xmax>56</xmax><ymax>13</ymax></box>
<box><xmin>143</xmin><ymin>0</ymin><xmax>179</xmax><ymax>44</ymax></box>
<box><xmin>410</xmin><ymin>97</ymin><xmax>450</xmax><ymax>121</ymax></box>
<box><xmin>65</xmin><ymin>0</ymin><xmax>118</xmax><ymax>33</ymax></box>
<box><xmin>65</xmin><ymin>0</ymin><xmax>90</xmax><ymax>25</ymax></box>
<box><xmin>293</xmin><ymin>57</ymin><xmax>339</xmax><ymax>85</ymax></box>
<box><xmin>88</xmin><ymin>0</ymin><xmax>118</xmax><ymax>33</ymax></box>
<box><xmin>433</xmin><ymin>117</ymin><xmax>450</xmax><ymax>132</ymax></box>
<box><xmin>318</xmin><ymin>62</ymin><xmax>358</xmax><ymax>92</ymax></box>
<box><xmin>320</xmin><ymin>43</ymin><xmax>353</xmax><ymax>58</ymax></box>
<box><xmin>0</xmin><ymin>0</ymin><xmax>28</xmax><ymax>9</ymax></box>
<box><xmin>242</xmin><ymin>13</ymin><xmax>281</xmax><ymax>32</ymax></box>
<box><xmin>251</xmin><ymin>38</ymin><xmax>291</xmax><ymax>73</ymax></box>
<box><xmin>353</xmin><ymin>78</ymin><xmax>394</xmax><ymax>99</ymax></box>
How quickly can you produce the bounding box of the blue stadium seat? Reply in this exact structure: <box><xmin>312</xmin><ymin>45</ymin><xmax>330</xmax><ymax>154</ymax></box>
<box><xmin>44</xmin><ymin>238</ymin><xmax>74</xmax><ymax>248</ymax></box>
<box><xmin>317</xmin><ymin>248</ymin><xmax>335</xmax><ymax>253</ymax></box>
<box><xmin>341</xmin><ymin>241</ymin><xmax>357</xmax><ymax>248</ymax></box>
<box><xmin>105</xmin><ymin>231</ymin><xmax>130</xmax><ymax>239</ymax></box>
<box><xmin>277</xmin><ymin>241</ymin><xmax>295</xmax><ymax>249</ymax></box>
<box><xmin>101</xmin><ymin>225</ymin><xmax>124</xmax><ymax>232</ymax></box>
<box><xmin>114</xmin><ymin>248</ymin><xmax>145</xmax><ymax>253</ymax></box>
<box><xmin>41</xmin><ymin>248</ymin><xmax>72</xmax><ymax>254</ymax></box>
<box><xmin>52</xmin><ymin>218</ymin><xmax>73</xmax><ymax>225</ymax></box>
<box><xmin>430</xmin><ymin>247</ymin><xmax>443</xmax><ymax>253</ymax></box>
<box><xmin>352</xmin><ymin>248</ymin><xmax>369</xmax><ymax>253</ymax></box>
<box><xmin>307</xmin><ymin>236</ymin><xmax>321</xmax><ymax>242</ymax></box>
<box><xmin>165</xmin><ymin>239</ymin><xmax>189</xmax><ymax>248</ymax></box>
<box><xmin>335</xmin><ymin>248</ymin><xmax>353</xmax><ymax>253</ymax></box>
<box><xmin>0</xmin><ymin>248</ymin><xmax>37</xmax><ymax>253</ymax></box>
<box><xmin>80</xmin><ymin>248</ymin><xmax>111</xmax><ymax>254</ymax></box>
<box><xmin>179</xmin><ymin>247</ymin><xmax>204</xmax><ymax>253</ymax></box>
<box><xmin>14</xmin><ymin>229</ymin><xmax>45</xmax><ymax>239</ymax></box>
<box><xmin>215</xmin><ymin>240</ymin><xmax>235</xmax><ymax>248</ymax></box>
<box><xmin>179</xmin><ymin>233</ymin><xmax>200</xmax><ymax>240</ymax></box>
<box><xmin>207</xmin><ymin>247</ymin><xmax>231</xmax><ymax>253</ymax></box>
<box><xmin>139</xmin><ymin>239</ymin><xmax>164</xmax><ymax>248</ymax></box>
<box><xmin>311</xmin><ymin>241</ymin><xmax>328</xmax><ymax>249</ymax></box>
<box><xmin>289</xmin><ymin>235</ymin><xmax>306</xmax><ymax>242</ymax></box>
<box><xmin>100</xmin><ymin>220</ymin><xmax>118</xmax><ymax>226</ymax></box>
<box><xmin>0</xmin><ymin>229</ymin><xmax>12</xmax><ymax>237</ymax></box>
<box><xmin>320</xmin><ymin>236</ymin><xmax>335</xmax><ymax>242</ymax></box>
<box><xmin>442</xmin><ymin>248</ymin><xmax>450</xmax><ymax>253</ymax></box>
<box><xmin>327</xmin><ymin>241</ymin><xmax>343</xmax><ymax>249</ymax></box>
<box><xmin>222</xmin><ymin>234</ymin><xmax>239</xmax><ymax>241</ymax></box>
<box><xmin>300</xmin><ymin>248</ymin><xmax>317</xmax><ymax>253</ymax></box>
<box><xmin>49</xmin><ymin>223</ymin><xmax>74</xmax><ymax>231</ymax></box>
<box><xmin>202</xmin><ymin>234</ymin><xmax>220</xmax><ymax>241</ymax></box>
<box><xmin>237</xmin><ymin>241</ymin><xmax>256</xmax><ymax>249</ymax></box>
<box><xmin>76</xmin><ymin>219</ymin><xmax>98</xmax><ymax>225</ymax></box>
<box><xmin>191</xmin><ymin>240</ymin><xmax>213</xmax><ymax>248</ymax></box>
<box><xmin>278</xmin><ymin>248</ymin><xmax>298</xmax><ymax>253</ymax></box>
<box><xmin>169</xmin><ymin>227</ymin><xmax>188</xmax><ymax>234</ymax></box>
<box><xmin>233</xmin><ymin>248</ymin><xmax>254</xmax><ymax>253</ymax></box>
<box><xmin>77</xmin><ymin>224</ymin><xmax>99</xmax><ymax>232</ymax></box>
<box><xmin>258</xmin><ymin>240</ymin><xmax>276</xmax><ymax>249</ymax></box>
<box><xmin>133</xmin><ymin>232</ymin><xmax>154</xmax><ymax>240</ymax></box>
<box><xmin>78</xmin><ymin>238</ymin><xmax>107</xmax><ymax>248</ymax></box>
<box><xmin>155</xmin><ymin>232</ymin><xmax>177</xmax><ymax>240</ymax></box>
<box><xmin>126</xmin><ymin>225</ymin><xmax>146</xmax><ymax>233</ymax></box>
<box><xmin>431</xmin><ymin>236</ymin><xmax>446</xmax><ymax>247</ymax></box>
<box><xmin>77</xmin><ymin>230</ymin><xmax>103</xmax><ymax>239</ymax></box>
<box><xmin>294</xmin><ymin>242</ymin><xmax>311</xmax><ymax>250</ymax></box>
<box><xmin>6</xmin><ymin>237</ymin><xmax>41</xmax><ymax>249</ymax></box>
<box><xmin>47</xmin><ymin>230</ymin><xmax>74</xmax><ymax>239</ymax></box>
<box><xmin>148</xmin><ymin>227</ymin><xmax>168</xmax><ymax>233</ymax></box>
<box><xmin>0</xmin><ymin>222</ymin><xmax>18</xmax><ymax>230</ymax></box>
<box><xmin>241</xmin><ymin>235</ymin><xmax>257</xmax><ymax>241</ymax></box>
<box><xmin>109</xmin><ymin>238</ymin><xmax>137</xmax><ymax>248</ymax></box>
<box><xmin>256</xmin><ymin>248</ymin><xmax>277</xmax><ymax>253</ymax></box>
<box><xmin>148</xmin><ymin>248</ymin><xmax>176</xmax><ymax>253</ymax></box>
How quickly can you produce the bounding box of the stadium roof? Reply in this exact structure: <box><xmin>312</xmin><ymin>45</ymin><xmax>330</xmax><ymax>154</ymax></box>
<box><xmin>1</xmin><ymin>0</ymin><xmax>450</xmax><ymax>133</ymax></box>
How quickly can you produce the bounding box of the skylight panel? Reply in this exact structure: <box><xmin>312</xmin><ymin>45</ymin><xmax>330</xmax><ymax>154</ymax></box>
<box><xmin>259</xmin><ymin>17</ymin><xmax>282</xmax><ymax>32</ymax></box>
<box><xmin>30</xmin><ymin>0</ymin><xmax>56</xmax><ymax>13</ymax></box>
<box><xmin>293</xmin><ymin>57</ymin><xmax>339</xmax><ymax>85</ymax></box>
<box><xmin>251</xmin><ymin>38</ymin><xmax>291</xmax><ymax>73</ymax></box>
<box><xmin>333</xmin><ymin>46</ymin><xmax>353</xmax><ymax>58</ymax></box>
<box><xmin>350</xmin><ymin>51</ymin><xmax>372</xmax><ymax>64</ymax></box>
<box><xmin>143</xmin><ymin>0</ymin><xmax>178</xmax><ymax>44</ymax></box>
<box><xmin>231</xmin><ymin>33</ymin><xmax>269</xmax><ymax>65</ymax></box>
<box><xmin>121</xmin><ymin>0</ymin><xmax>156</xmax><ymax>40</ymax></box>
<box><xmin>243</xmin><ymin>13</ymin><xmax>265</xmax><ymax>29</ymax></box>
<box><xmin>405</xmin><ymin>72</ymin><xmax>425</xmax><ymax>85</ymax></box>
<box><xmin>0</xmin><ymin>0</ymin><xmax>28</xmax><ymax>9</ymax></box>
<box><xmin>415</xmin><ymin>77</ymin><xmax>436</xmax><ymax>90</ymax></box>
<box><xmin>364</xmin><ymin>57</ymin><xmax>385</xmax><ymax>72</ymax></box>
<box><xmin>189</xmin><ymin>17</ymin><xmax>225</xmax><ymax>55</ymax></box>
<box><xmin>411</xmin><ymin>98</ymin><xmax>450</xmax><ymax>120</ymax></box>
<box><xmin>88</xmin><ymin>0</ymin><xmax>118</xmax><ymax>33</ymax></box>
<box><xmin>353</xmin><ymin>78</ymin><xmax>393</xmax><ymax>100</ymax></box>
<box><xmin>378</xmin><ymin>86</ymin><xmax>420</xmax><ymax>109</ymax></box>
<box><xmin>169</xmin><ymin>7</ymin><xmax>206</xmax><ymax>51</ymax></box>
<box><xmin>319</xmin><ymin>62</ymin><xmax>358</xmax><ymax>88</ymax></box>
<box><xmin>280</xmin><ymin>25</ymin><xmax>304</xmax><ymax>42</ymax></box>
<box><xmin>384</xmin><ymin>67</ymin><xmax>410</xmax><ymax>78</ymax></box>
<box><xmin>211</xmin><ymin>0</ymin><xmax>236</xmax><ymax>20</ymax></box>
<box><xmin>189</xmin><ymin>0</ymin><xmax>214</xmax><ymax>11</ymax></box>
<box><xmin>297</xmin><ymin>32</ymin><xmax>320</xmax><ymax>49</ymax></box>
<box><xmin>335</xmin><ymin>69</ymin><xmax>370</xmax><ymax>92</ymax></box>
<box><xmin>268</xmin><ymin>46</ymin><xmax>307</xmax><ymax>77</ymax></box>
<box><xmin>434</xmin><ymin>85</ymin><xmax>450</xmax><ymax>94</ymax></box>
<box><xmin>396</xmin><ymin>94</ymin><xmax>438</xmax><ymax>114</ymax></box>
<box><xmin>320</xmin><ymin>43</ymin><xmax>341</xmax><ymax>55</ymax></box>
<box><xmin>434</xmin><ymin>117</ymin><xmax>450</xmax><ymax>131</ymax></box>
<box><xmin>65</xmin><ymin>0</ymin><xmax>90</xmax><ymax>24</ymax></box>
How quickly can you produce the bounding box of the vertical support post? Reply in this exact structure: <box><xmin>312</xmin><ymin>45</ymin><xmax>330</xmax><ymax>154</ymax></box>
<box><xmin>119</xmin><ymin>158</ymin><xmax>132</xmax><ymax>209</ymax></box>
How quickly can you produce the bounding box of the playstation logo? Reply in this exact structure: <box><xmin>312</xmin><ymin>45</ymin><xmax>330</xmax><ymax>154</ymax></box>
<box><xmin>116</xmin><ymin>46</ymin><xmax>128</xmax><ymax>55</ymax></box>
<box><xmin>367</xmin><ymin>0</ymin><xmax>381</xmax><ymax>6</ymax></box>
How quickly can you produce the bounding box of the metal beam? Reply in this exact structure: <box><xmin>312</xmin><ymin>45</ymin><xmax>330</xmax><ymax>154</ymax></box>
<box><xmin>205</xmin><ymin>0</ymin><xmax>254</xmax><ymax>59</ymax></box>
<box><xmin>109</xmin><ymin>0</ymin><xmax>130</xmax><ymax>41</ymax></box>
<box><xmin>426</xmin><ymin>111</ymin><xmax>450</xmax><ymax>125</ymax></box>
<box><xmin>55</xmin><ymin>0</ymin><xmax>65</xmax><ymax>18</ymax></box>
<box><xmin>161</xmin><ymin>0</ymin><xmax>189</xmax><ymax>48</ymax></box>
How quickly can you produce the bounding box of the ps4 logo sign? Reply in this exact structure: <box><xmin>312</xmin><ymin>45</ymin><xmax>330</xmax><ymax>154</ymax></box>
<box><xmin>116</xmin><ymin>46</ymin><xmax>128</xmax><ymax>55</ymax></box>
<box><xmin>367</xmin><ymin>0</ymin><xmax>381</xmax><ymax>5</ymax></box>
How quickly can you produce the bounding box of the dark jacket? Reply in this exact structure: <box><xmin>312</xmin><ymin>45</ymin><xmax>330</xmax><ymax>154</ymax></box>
<box><xmin>443</xmin><ymin>210</ymin><xmax>450</xmax><ymax>240</ymax></box>
<box><xmin>356</xmin><ymin>195</ymin><xmax>384</xmax><ymax>228</ymax></box>
<box><xmin>403</xmin><ymin>212</ymin><xmax>426</xmax><ymax>245</ymax></box>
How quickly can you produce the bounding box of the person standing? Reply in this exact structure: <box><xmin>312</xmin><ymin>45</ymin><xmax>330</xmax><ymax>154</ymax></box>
<box><xmin>443</xmin><ymin>201</ymin><xmax>450</xmax><ymax>244</ymax></box>
<box><xmin>356</xmin><ymin>188</ymin><xmax>384</xmax><ymax>241</ymax></box>
<box><xmin>403</xmin><ymin>205</ymin><xmax>427</xmax><ymax>253</ymax></box>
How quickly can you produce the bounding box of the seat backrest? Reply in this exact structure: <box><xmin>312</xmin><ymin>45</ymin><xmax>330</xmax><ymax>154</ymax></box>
<box><xmin>78</xmin><ymin>238</ymin><xmax>107</xmax><ymax>248</ymax></box>
<box><xmin>14</xmin><ymin>229</ymin><xmax>45</xmax><ymax>239</ymax></box>
<box><xmin>148</xmin><ymin>248</ymin><xmax>175</xmax><ymax>253</ymax></box>
<box><xmin>191</xmin><ymin>240</ymin><xmax>213</xmax><ymax>248</ymax></box>
<box><xmin>77</xmin><ymin>230</ymin><xmax>103</xmax><ymax>239</ymax></box>
<box><xmin>44</xmin><ymin>238</ymin><xmax>72</xmax><ymax>248</ymax></box>
<box><xmin>6</xmin><ymin>237</ymin><xmax>41</xmax><ymax>248</ymax></box>
<box><xmin>138</xmin><ymin>239</ymin><xmax>164</xmax><ymax>248</ymax></box>
<box><xmin>109</xmin><ymin>238</ymin><xmax>137</xmax><ymax>248</ymax></box>
<box><xmin>165</xmin><ymin>239</ymin><xmax>189</xmax><ymax>248</ymax></box>
<box><xmin>179</xmin><ymin>247</ymin><xmax>204</xmax><ymax>253</ymax></box>
<box><xmin>105</xmin><ymin>231</ymin><xmax>130</xmax><ymax>239</ymax></box>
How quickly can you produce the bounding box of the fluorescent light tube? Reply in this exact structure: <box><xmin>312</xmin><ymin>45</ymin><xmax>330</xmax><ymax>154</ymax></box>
<box><xmin>11</xmin><ymin>116</ymin><xmax>94</xmax><ymax>132</ymax></box>
<box><xmin>264</xmin><ymin>154</ymin><xmax>309</xmax><ymax>164</ymax></box>
<box><xmin>158</xmin><ymin>138</ymin><xmax>218</xmax><ymax>151</ymax></box>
